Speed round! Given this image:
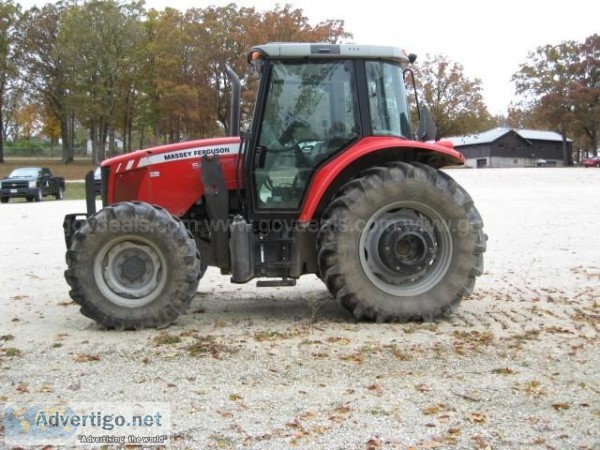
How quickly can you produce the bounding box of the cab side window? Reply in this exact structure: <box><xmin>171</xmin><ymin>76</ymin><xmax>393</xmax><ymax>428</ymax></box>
<box><xmin>255</xmin><ymin>60</ymin><xmax>359</xmax><ymax>209</ymax></box>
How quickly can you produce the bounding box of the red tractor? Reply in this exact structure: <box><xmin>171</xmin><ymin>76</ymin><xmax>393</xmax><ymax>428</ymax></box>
<box><xmin>64</xmin><ymin>43</ymin><xmax>486</xmax><ymax>329</ymax></box>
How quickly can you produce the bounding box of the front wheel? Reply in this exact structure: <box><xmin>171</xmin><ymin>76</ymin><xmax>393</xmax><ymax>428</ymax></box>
<box><xmin>317</xmin><ymin>162</ymin><xmax>486</xmax><ymax>322</ymax></box>
<box><xmin>65</xmin><ymin>202</ymin><xmax>202</xmax><ymax>329</ymax></box>
<box><xmin>1</xmin><ymin>197</ymin><xmax>8</xmax><ymax>204</ymax></box>
<box><xmin>34</xmin><ymin>189</ymin><xmax>43</xmax><ymax>202</ymax></box>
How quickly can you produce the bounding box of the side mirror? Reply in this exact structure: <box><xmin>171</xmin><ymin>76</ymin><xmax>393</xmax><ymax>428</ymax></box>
<box><xmin>416</xmin><ymin>106</ymin><xmax>437</xmax><ymax>142</ymax></box>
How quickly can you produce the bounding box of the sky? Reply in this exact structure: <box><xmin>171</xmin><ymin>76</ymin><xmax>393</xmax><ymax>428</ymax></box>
<box><xmin>18</xmin><ymin>0</ymin><xmax>600</xmax><ymax>116</ymax></box>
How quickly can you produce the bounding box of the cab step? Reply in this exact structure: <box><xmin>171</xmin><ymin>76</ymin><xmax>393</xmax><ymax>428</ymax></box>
<box><xmin>256</xmin><ymin>278</ymin><xmax>297</xmax><ymax>287</ymax></box>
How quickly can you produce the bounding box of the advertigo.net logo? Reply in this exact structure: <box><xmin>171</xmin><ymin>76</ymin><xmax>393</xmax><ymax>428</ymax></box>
<box><xmin>4</xmin><ymin>402</ymin><xmax>170</xmax><ymax>446</ymax></box>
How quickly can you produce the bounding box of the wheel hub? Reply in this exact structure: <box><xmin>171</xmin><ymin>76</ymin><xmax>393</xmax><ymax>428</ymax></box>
<box><xmin>378</xmin><ymin>222</ymin><xmax>436</xmax><ymax>275</ymax></box>
<box><xmin>359</xmin><ymin>203</ymin><xmax>452</xmax><ymax>297</ymax></box>
<box><xmin>96</xmin><ymin>240</ymin><xmax>165</xmax><ymax>307</ymax></box>
<box><xmin>121</xmin><ymin>254</ymin><xmax>148</xmax><ymax>281</ymax></box>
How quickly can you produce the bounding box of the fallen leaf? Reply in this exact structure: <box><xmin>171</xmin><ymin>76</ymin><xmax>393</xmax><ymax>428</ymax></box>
<box><xmin>73</xmin><ymin>353</ymin><xmax>100</xmax><ymax>363</ymax></box>
<box><xmin>326</xmin><ymin>336</ymin><xmax>351</xmax><ymax>345</ymax></box>
<box><xmin>286</xmin><ymin>417</ymin><xmax>307</xmax><ymax>432</ymax></box>
<box><xmin>420</xmin><ymin>439</ymin><xmax>443</xmax><ymax>449</ymax></box>
<box><xmin>365</xmin><ymin>437</ymin><xmax>381</xmax><ymax>450</ymax></box>
<box><xmin>471</xmin><ymin>435</ymin><xmax>492</xmax><ymax>449</ymax></box>
<box><xmin>16</xmin><ymin>382</ymin><xmax>29</xmax><ymax>393</ymax></box>
<box><xmin>422</xmin><ymin>404</ymin><xmax>449</xmax><ymax>415</ymax></box>
<box><xmin>551</xmin><ymin>403</ymin><xmax>570</xmax><ymax>411</ymax></box>
<box><xmin>339</xmin><ymin>352</ymin><xmax>363</xmax><ymax>363</ymax></box>
<box><xmin>298</xmin><ymin>411</ymin><xmax>316</xmax><ymax>420</ymax></box>
<box><xmin>57</xmin><ymin>301</ymin><xmax>75</xmax><ymax>307</ymax></box>
<box><xmin>425</xmin><ymin>406</ymin><xmax>442</xmax><ymax>416</ymax></box>
<box><xmin>491</xmin><ymin>367</ymin><xmax>518</xmax><ymax>375</ymax></box>
<box><xmin>468</xmin><ymin>412</ymin><xmax>486</xmax><ymax>423</ymax></box>
<box><xmin>521</xmin><ymin>380</ymin><xmax>546</xmax><ymax>398</ymax></box>
<box><xmin>335</xmin><ymin>403</ymin><xmax>352</xmax><ymax>415</ymax></box>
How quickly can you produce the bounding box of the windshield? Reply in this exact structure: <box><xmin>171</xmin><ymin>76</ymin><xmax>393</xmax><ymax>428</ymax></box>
<box><xmin>8</xmin><ymin>168</ymin><xmax>41</xmax><ymax>178</ymax></box>
<box><xmin>365</xmin><ymin>60</ymin><xmax>411</xmax><ymax>138</ymax></box>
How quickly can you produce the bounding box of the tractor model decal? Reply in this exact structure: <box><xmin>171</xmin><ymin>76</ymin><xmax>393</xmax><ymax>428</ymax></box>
<box><xmin>132</xmin><ymin>143</ymin><xmax>240</xmax><ymax>171</ymax></box>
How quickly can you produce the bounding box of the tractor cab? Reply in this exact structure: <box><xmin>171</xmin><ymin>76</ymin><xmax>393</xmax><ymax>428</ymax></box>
<box><xmin>243</xmin><ymin>43</ymin><xmax>415</xmax><ymax>213</ymax></box>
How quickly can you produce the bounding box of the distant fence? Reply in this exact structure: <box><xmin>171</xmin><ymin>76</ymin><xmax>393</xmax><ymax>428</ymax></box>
<box><xmin>3</xmin><ymin>147</ymin><xmax>87</xmax><ymax>157</ymax></box>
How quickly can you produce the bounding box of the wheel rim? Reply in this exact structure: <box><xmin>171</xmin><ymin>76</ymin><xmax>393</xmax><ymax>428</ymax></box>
<box><xmin>94</xmin><ymin>236</ymin><xmax>167</xmax><ymax>308</ymax></box>
<box><xmin>359</xmin><ymin>201</ymin><xmax>453</xmax><ymax>296</ymax></box>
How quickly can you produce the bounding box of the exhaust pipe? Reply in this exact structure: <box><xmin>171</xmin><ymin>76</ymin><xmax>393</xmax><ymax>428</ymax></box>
<box><xmin>225</xmin><ymin>65</ymin><xmax>241</xmax><ymax>137</ymax></box>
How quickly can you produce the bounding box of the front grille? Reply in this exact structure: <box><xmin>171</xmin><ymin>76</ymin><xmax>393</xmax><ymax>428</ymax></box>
<box><xmin>1</xmin><ymin>180</ymin><xmax>29</xmax><ymax>189</ymax></box>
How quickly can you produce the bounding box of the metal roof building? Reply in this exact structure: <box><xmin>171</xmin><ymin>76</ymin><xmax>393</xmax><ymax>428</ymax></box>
<box><xmin>445</xmin><ymin>128</ymin><xmax>571</xmax><ymax>168</ymax></box>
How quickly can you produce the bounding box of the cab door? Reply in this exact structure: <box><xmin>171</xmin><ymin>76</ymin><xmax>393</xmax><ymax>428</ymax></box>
<box><xmin>247</xmin><ymin>59</ymin><xmax>361</xmax><ymax>217</ymax></box>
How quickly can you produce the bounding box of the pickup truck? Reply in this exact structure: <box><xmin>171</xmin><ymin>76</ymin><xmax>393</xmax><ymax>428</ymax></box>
<box><xmin>0</xmin><ymin>167</ymin><xmax>65</xmax><ymax>203</ymax></box>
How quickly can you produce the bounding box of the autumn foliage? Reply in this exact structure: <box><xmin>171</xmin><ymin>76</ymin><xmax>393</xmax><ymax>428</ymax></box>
<box><xmin>512</xmin><ymin>34</ymin><xmax>600</xmax><ymax>160</ymax></box>
<box><xmin>2</xmin><ymin>1</ymin><xmax>350</xmax><ymax>163</ymax></box>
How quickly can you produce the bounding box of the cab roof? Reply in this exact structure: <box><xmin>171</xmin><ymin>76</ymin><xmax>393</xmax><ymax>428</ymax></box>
<box><xmin>248</xmin><ymin>43</ymin><xmax>412</xmax><ymax>66</ymax></box>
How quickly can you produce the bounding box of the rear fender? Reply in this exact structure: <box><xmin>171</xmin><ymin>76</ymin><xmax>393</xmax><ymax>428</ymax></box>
<box><xmin>299</xmin><ymin>136</ymin><xmax>463</xmax><ymax>222</ymax></box>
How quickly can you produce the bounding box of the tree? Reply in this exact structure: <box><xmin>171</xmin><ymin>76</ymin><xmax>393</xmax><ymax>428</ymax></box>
<box><xmin>14</xmin><ymin>4</ymin><xmax>75</xmax><ymax>163</ymax></box>
<box><xmin>9</xmin><ymin>2</ymin><xmax>353</xmax><ymax>159</ymax></box>
<box><xmin>40</xmin><ymin>105</ymin><xmax>61</xmax><ymax>155</ymax></box>
<box><xmin>570</xmin><ymin>35</ymin><xmax>600</xmax><ymax>156</ymax></box>
<box><xmin>58</xmin><ymin>0</ymin><xmax>147</xmax><ymax>162</ymax></box>
<box><xmin>144</xmin><ymin>7</ymin><xmax>216</xmax><ymax>143</ymax></box>
<box><xmin>144</xmin><ymin>4</ymin><xmax>351</xmax><ymax>143</ymax></box>
<box><xmin>410</xmin><ymin>54</ymin><xmax>493</xmax><ymax>138</ymax></box>
<box><xmin>0</xmin><ymin>0</ymin><xmax>20</xmax><ymax>163</ymax></box>
<box><xmin>512</xmin><ymin>34</ymin><xmax>600</xmax><ymax>163</ymax></box>
<box><xmin>13</xmin><ymin>102</ymin><xmax>40</xmax><ymax>142</ymax></box>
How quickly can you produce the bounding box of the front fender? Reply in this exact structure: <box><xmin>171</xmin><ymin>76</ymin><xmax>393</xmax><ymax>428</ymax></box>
<box><xmin>299</xmin><ymin>136</ymin><xmax>463</xmax><ymax>222</ymax></box>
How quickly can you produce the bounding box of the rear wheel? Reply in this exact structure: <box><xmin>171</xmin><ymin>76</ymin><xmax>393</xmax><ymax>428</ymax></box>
<box><xmin>26</xmin><ymin>197</ymin><xmax>34</xmax><ymax>202</ymax></box>
<box><xmin>55</xmin><ymin>187</ymin><xmax>64</xmax><ymax>200</ymax></box>
<box><xmin>64</xmin><ymin>202</ymin><xmax>202</xmax><ymax>329</ymax></box>
<box><xmin>317</xmin><ymin>162</ymin><xmax>486</xmax><ymax>322</ymax></box>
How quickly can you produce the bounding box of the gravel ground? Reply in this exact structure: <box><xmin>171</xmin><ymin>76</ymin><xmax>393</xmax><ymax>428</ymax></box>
<box><xmin>0</xmin><ymin>167</ymin><xmax>599</xmax><ymax>450</ymax></box>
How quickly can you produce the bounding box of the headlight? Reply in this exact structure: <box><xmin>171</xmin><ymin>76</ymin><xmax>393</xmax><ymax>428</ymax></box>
<box><xmin>29</xmin><ymin>180</ymin><xmax>36</xmax><ymax>188</ymax></box>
